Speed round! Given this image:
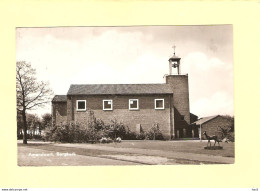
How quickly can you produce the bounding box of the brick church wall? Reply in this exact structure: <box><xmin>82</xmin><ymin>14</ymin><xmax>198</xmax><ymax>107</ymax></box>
<box><xmin>67</xmin><ymin>94</ymin><xmax>174</xmax><ymax>139</ymax></box>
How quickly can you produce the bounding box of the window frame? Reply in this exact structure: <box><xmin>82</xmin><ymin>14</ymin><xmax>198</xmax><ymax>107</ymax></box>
<box><xmin>103</xmin><ymin>99</ymin><xmax>113</xmax><ymax>111</ymax></box>
<box><xmin>129</xmin><ymin>99</ymin><xmax>139</xmax><ymax>110</ymax></box>
<box><xmin>76</xmin><ymin>100</ymin><xmax>86</xmax><ymax>111</ymax></box>
<box><xmin>154</xmin><ymin>99</ymin><xmax>165</xmax><ymax>110</ymax></box>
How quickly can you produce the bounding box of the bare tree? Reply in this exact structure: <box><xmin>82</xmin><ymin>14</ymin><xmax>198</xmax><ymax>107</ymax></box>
<box><xmin>16</xmin><ymin>61</ymin><xmax>53</xmax><ymax>144</ymax></box>
<box><xmin>17</xmin><ymin>111</ymin><xmax>23</xmax><ymax>139</ymax></box>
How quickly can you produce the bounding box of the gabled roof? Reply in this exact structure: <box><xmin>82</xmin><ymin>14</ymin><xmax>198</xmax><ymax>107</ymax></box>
<box><xmin>67</xmin><ymin>84</ymin><xmax>173</xmax><ymax>95</ymax></box>
<box><xmin>190</xmin><ymin>113</ymin><xmax>198</xmax><ymax>118</ymax></box>
<box><xmin>52</xmin><ymin>95</ymin><xmax>67</xmax><ymax>102</ymax></box>
<box><xmin>192</xmin><ymin>115</ymin><xmax>219</xmax><ymax>125</ymax></box>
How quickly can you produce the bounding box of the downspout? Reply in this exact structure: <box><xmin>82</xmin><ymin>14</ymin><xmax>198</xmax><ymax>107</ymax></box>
<box><xmin>200</xmin><ymin>123</ymin><xmax>202</xmax><ymax>142</ymax></box>
<box><xmin>71</xmin><ymin>96</ymin><xmax>74</xmax><ymax>121</ymax></box>
<box><xmin>169</xmin><ymin>94</ymin><xmax>174</xmax><ymax>140</ymax></box>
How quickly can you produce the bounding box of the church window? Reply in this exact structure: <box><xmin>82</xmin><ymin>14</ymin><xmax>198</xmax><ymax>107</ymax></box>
<box><xmin>103</xmin><ymin>100</ymin><xmax>113</xmax><ymax>110</ymax></box>
<box><xmin>129</xmin><ymin>99</ymin><xmax>139</xmax><ymax>110</ymax></box>
<box><xmin>76</xmin><ymin>100</ymin><xmax>86</xmax><ymax>111</ymax></box>
<box><xmin>155</xmin><ymin>99</ymin><xmax>164</xmax><ymax>109</ymax></box>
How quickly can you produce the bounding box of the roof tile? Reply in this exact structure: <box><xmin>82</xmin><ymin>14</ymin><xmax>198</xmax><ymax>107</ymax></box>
<box><xmin>192</xmin><ymin>115</ymin><xmax>219</xmax><ymax>125</ymax></box>
<box><xmin>52</xmin><ymin>95</ymin><xmax>67</xmax><ymax>102</ymax></box>
<box><xmin>67</xmin><ymin>84</ymin><xmax>173</xmax><ymax>95</ymax></box>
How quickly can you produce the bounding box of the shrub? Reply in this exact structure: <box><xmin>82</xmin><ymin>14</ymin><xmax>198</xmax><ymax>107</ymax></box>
<box><xmin>42</xmin><ymin>126</ymin><xmax>57</xmax><ymax>142</ymax></box>
<box><xmin>32</xmin><ymin>134</ymin><xmax>42</xmax><ymax>140</ymax></box>
<box><xmin>123</xmin><ymin>129</ymin><xmax>137</xmax><ymax>140</ymax></box>
<box><xmin>228</xmin><ymin>132</ymin><xmax>235</xmax><ymax>142</ymax></box>
<box><xmin>218</xmin><ymin>126</ymin><xmax>234</xmax><ymax>142</ymax></box>
<box><xmin>106</xmin><ymin>118</ymin><xmax>136</xmax><ymax>140</ymax></box>
<box><xmin>43</xmin><ymin>117</ymin><xmax>108</xmax><ymax>143</ymax></box>
<box><xmin>43</xmin><ymin>122</ymin><xmax>88</xmax><ymax>143</ymax></box>
<box><xmin>136</xmin><ymin>132</ymin><xmax>145</xmax><ymax>140</ymax></box>
<box><xmin>145</xmin><ymin>123</ymin><xmax>164</xmax><ymax>140</ymax></box>
<box><xmin>107</xmin><ymin>119</ymin><xmax>126</xmax><ymax>139</ymax></box>
<box><xmin>43</xmin><ymin>111</ymin><xmax>164</xmax><ymax>143</ymax></box>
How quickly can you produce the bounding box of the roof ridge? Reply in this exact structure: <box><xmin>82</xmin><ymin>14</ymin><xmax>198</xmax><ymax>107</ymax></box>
<box><xmin>200</xmin><ymin>115</ymin><xmax>219</xmax><ymax>119</ymax></box>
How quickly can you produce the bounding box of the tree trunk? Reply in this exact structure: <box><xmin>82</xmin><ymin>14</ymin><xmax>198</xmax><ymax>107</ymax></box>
<box><xmin>22</xmin><ymin>110</ymin><xmax>27</xmax><ymax>144</ymax></box>
<box><xmin>17</xmin><ymin>126</ymin><xmax>19</xmax><ymax>139</ymax></box>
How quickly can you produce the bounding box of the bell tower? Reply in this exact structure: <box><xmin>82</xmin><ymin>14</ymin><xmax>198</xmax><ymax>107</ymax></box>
<box><xmin>166</xmin><ymin>46</ymin><xmax>191</xmax><ymax>138</ymax></box>
<box><xmin>169</xmin><ymin>45</ymin><xmax>181</xmax><ymax>75</ymax></box>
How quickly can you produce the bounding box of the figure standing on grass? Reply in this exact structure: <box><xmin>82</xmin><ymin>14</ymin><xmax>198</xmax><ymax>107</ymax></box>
<box><xmin>203</xmin><ymin>131</ymin><xmax>221</xmax><ymax>147</ymax></box>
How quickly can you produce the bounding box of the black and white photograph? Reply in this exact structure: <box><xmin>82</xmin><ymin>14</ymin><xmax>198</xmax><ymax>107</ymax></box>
<box><xmin>16</xmin><ymin>25</ymin><xmax>234</xmax><ymax>166</ymax></box>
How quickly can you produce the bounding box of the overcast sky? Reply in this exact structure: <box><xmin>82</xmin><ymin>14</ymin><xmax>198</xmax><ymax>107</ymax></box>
<box><xmin>16</xmin><ymin>25</ymin><xmax>234</xmax><ymax>118</ymax></box>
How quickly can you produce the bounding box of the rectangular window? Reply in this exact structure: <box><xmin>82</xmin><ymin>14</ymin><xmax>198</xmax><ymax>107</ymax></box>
<box><xmin>76</xmin><ymin>100</ymin><xmax>86</xmax><ymax>111</ymax></box>
<box><xmin>103</xmin><ymin>100</ymin><xmax>113</xmax><ymax>110</ymax></box>
<box><xmin>129</xmin><ymin>99</ymin><xmax>139</xmax><ymax>110</ymax></box>
<box><xmin>155</xmin><ymin>99</ymin><xmax>164</xmax><ymax>110</ymax></box>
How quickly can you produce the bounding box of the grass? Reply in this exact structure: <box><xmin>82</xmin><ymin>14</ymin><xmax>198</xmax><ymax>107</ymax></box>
<box><xmin>18</xmin><ymin>139</ymin><xmax>234</xmax><ymax>166</ymax></box>
<box><xmin>18</xmin><ymin>141</ymin><xmax>230</xmax><ymax>165</ymax></box>
<box><xmin>19</xmin><ymin>139</ymin><xmax>234</xmax><ymax>158</ymax></box>
<box><xmin>97</xmin><ymin>140</ymin><xmax>235</xmax><ymax>157</ymax></box>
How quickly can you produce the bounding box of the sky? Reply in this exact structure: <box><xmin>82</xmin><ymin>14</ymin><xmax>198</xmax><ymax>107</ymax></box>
<box><xmin>16</xmin><ymin>25</ymin><xmax>234</xmax><ymax>118</ymax></box>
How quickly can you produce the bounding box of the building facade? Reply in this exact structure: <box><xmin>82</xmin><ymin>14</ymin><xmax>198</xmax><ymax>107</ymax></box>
<box><xmin>52</xmin><ymin>54</ymin><xmax>192</xmax><ymax>139</ymax></box>
<box><xmin>191</xmin><ymin>115</ymin><xmax>234</xmax><ymax>140</ymax></box>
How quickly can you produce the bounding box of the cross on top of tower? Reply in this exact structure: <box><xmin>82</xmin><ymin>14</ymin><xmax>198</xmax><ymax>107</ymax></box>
<box><xmin>172</xmin><ymin>45</ymin><xmax>176</xmax><ymax>55</ymax></box>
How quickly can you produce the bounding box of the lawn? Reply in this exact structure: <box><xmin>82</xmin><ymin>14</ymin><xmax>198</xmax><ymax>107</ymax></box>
<box><xmin>19</xmin><ymin>139</ymin><xmax>234</xmax><ymax>158</ymax></box>
<box><xmin>18</xmin><ymin>140</ymin><xmax>234</xmax><ymax>165</ymax></box>
<box><xmin>97</xmin><ymin>140</ymin><xmax>235</xmax><ymax>157</ymax></box>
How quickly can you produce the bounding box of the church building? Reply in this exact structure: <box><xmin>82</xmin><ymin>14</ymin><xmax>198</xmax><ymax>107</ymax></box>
<box><xmin>52</xmin><ymin>50</ymin><xmax>195</xmax><ymax>139</ymax></box>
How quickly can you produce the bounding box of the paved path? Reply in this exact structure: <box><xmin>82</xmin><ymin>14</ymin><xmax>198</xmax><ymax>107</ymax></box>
<box><xmin>55</xmin><ymin>142</ymin><xmax>234</xmax><ymax>164</ymax></box>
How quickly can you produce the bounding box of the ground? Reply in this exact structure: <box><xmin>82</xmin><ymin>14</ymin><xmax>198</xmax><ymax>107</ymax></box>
<box><xmin>17</xmin><ymin>140</ymin><xmax>234</xmax><ymax>166</ymax></box>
